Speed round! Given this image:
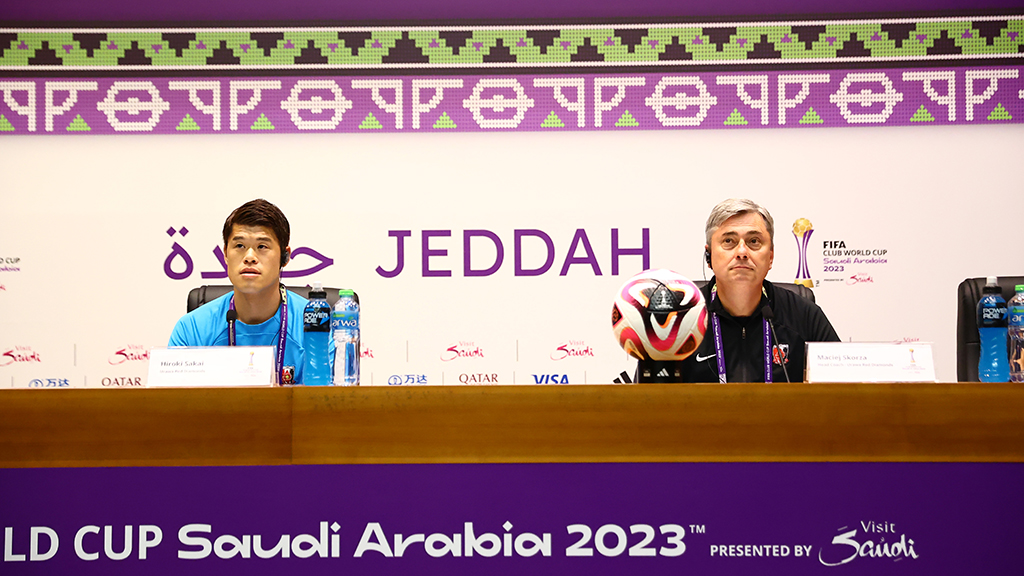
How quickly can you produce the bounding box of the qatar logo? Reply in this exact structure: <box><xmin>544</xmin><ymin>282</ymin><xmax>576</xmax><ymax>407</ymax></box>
<box><xmin>550</xmin><ymin>340</ymin><xmax>595</xmax><ymax>361</ymax></box>
<box><xmin>101</xmin><ymin>376</ymin><xmax>142</xmax><ymax>386</ymax></box>
<box><xmin>441</xmin><ymin>342</ymin><xmax>484</xmax><ymax>361</ymax></box>
<box><xmin>0</xmin><ymin>346</ymin><xmax>41</xmax><ymax>366</ymax></box>
<box><xmin>459</xmin><ymin>373</ymin><xmax>499</xmax><ymax>384</ymax></box>
<box><xmin>361</xmin><ymin>344</ymin><xmax>374</xmax><ymax>359</ymax></box>
<box><xmin>818</xmin><ymin>521</ymin><xmax>919</xmax><ymax>567</ymax></box>
<box><xmin>108</xmin><ymin>344</ymin><xmax>150</xmax><ymax>365</ymax></box>
<box><xmin>792</xmin><ymin>218</ymin><xmax>814</xmax><ymax>288</ymax></box>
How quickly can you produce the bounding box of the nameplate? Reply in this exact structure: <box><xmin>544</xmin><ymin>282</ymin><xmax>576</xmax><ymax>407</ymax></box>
<box><xmin>147</xmin><ymin>347</ymin><xmax>277</xmax><ymax>387</ymax></box>
<box><xmin>805</xmin><ymin>342</ymin><xmax>936</xmax><ymax>383</ymax></box>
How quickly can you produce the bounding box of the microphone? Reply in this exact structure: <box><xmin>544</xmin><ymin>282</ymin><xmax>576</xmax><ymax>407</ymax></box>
<box><xmin>226</xmin><ymin>309</ymin><xmax>239</xmax><ymax>346</ymax></box>
<box><xmin>761</xmin><ymin>305</ymin><xmax>791</xmax><ymax>383</ymax></box>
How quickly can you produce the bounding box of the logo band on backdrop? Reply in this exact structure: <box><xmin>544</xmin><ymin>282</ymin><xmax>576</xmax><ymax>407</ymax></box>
<box><xmin>1</xmin><ymin>16</ymin><xmax>1022</xmax><ymax>134</ymax></box>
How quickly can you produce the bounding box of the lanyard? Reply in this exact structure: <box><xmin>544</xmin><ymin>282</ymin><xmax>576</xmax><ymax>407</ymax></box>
<box><xmin>228</xmin><ymin>285</ymin><xmax>288</xmax><ymax>384</ymax></box>
<box><xmin>709</xmin><ymin>286</ymin><xmax>772</xmax><ymax>384</ymax></box>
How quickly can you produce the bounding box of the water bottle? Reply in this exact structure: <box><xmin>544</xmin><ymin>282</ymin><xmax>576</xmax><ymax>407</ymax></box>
<box><xmin>302</xmin><ymin>282</ymin><xmax>332</xmax><ymax>386</ymax></box>
<box><xmin>1008</xmin><ymin>284</ymin><xmax>1024</xmax><ymax>383</ymax></box>
<box><xmin>332</xmin><ymin>289</ymin><xmax>360</xmax><ymax>386</ymax></box>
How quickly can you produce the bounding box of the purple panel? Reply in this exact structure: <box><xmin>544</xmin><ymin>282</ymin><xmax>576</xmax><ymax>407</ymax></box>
<box><xmin>0</xmin><ymin>463</ymin><xmax>1021</xmax><ymax>575</ymax></box>
<box><xmin>2</xmin><ymin>68</ymin><xmax>1020</xmax><ymax>136</ymax></box>
<box><xmin>3</xmin><ymin>0</ymin><xmax>1023</xmax><ymax>23</ymax></box>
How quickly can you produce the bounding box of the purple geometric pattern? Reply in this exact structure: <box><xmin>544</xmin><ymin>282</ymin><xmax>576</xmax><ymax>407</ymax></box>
<box><xmin>0</xmin><ymin>66</ymin><xmax>1020</xmax><ymax>135</ymax></box>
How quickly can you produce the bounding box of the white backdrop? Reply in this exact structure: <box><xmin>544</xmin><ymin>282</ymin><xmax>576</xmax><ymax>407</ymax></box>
<box><xmin>1</xmin><ymin>124</ymin><xmax>1021</xmax><ymax>386</ymax></box>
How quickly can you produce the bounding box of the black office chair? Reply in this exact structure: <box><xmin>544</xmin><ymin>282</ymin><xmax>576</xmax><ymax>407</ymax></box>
<box><xmin>956</xmin><ymin>276</ymin><xmax>1024</xmax><ymax>381</ymax></box>
<box><xmin>187</xmin><ymin>285</ymin><xmax>349</xmax><ymax>312</ymax></box>
<box><xmin>692</xmin><ymin>280</ymin><xmax>816</xmax><ymax>303</ymax></box>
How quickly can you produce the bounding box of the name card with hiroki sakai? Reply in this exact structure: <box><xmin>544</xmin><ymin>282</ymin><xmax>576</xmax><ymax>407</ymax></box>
<box><xmin>805</xmin><ymin>342</ymin><xmax>936</xmax><ymax>383</ymax></box>
<box><xmin>147</xmin><ymin>346</ymin><xmax>277</xmax><ymax>387</ymax></box>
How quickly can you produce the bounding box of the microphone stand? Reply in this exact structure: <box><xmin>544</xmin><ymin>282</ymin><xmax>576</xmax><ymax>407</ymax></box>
<box><xmin>761</xmin><ymin>305</ymin><xmax>791</xmax><ymax>383</ymax></box>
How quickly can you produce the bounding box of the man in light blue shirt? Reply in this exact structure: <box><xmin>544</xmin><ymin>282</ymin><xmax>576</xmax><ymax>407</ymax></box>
<box><xmin>169</xmin><ymin>199</ymin><xmax>317</xmax><ymax>384</ymax></box>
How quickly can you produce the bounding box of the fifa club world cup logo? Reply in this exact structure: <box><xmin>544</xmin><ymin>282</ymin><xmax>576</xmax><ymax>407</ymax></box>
<box><xmin>793</xmin><ymin>218</ymin><xmax>814</xmax><ymax>288</ymax></box>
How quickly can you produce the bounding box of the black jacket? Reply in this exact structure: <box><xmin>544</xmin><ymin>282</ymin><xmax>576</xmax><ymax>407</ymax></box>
<box><xmin>674</xmin><ymin>278</ymin><xmax>840</xmax><ymax>383</ymax></box>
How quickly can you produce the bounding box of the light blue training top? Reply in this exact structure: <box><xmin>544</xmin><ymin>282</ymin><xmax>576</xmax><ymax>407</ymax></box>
<box><xmin>169</xmin><ymin>290</ymin><xmax>332</xmax><ymax>384</ymax></box>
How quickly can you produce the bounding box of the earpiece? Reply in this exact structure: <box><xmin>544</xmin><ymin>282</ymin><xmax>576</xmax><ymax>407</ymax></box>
<box><xmin>281</xmin><ymin>249</ymin><xmax>290</xmax><ymax>267</ymax></box>
<box><xmin>704</xmin><ymin>249</ymin><xmax>712</xmax><ymax>267</ymax></box>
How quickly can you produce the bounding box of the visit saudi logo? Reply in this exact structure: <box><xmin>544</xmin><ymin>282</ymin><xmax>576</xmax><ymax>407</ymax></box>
<box><xmin>793</xmin><ymin>218</ymin><xmax>814</xmax><ymax>288</ymax></box>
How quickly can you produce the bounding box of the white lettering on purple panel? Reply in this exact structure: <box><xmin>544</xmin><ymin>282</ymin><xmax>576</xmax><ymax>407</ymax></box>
<box><xmin>0</xmin><ymin>81</ymin><xmax>36</xmax><ymax>132</ymax></box>
<box><xmin>645</xmin><ymin>76</ymin><xmax>718</xmax><ymax>126</ymax></box>
<box><xmin>965</xmin><ymin>69</ymin><xmax>1018</xmax><ymax>121</ymax></box>
<box><xmin>352</xmin><ymin>79</ymin><xmax>403</xmax><ymax>129</ymax></box>
<box><xmin>534</xmin><ymin>77</ymin><xmax>585</xmax><ymax>127</ymax></box>
<box><xmin>594</xmin><ymin>77</ymin><xmax>645</xmax><ymax>127</ymax></box>
<box><xmin>902</xmin><ymin>71</ymin><xmax>955</xmax><ymax>121</ymax></box>
<box><xmin>411</xmin><ymin>79</ymin><xmax>463</xmax><ymax>129</ymax></box>
<box><xmin>96</xmin><ymin>81</ymin><xmax>171</xmax><ymax>131</ymax></box>
<box><xmin>717</xmin><ymin>75</ymin><xmax>769</xmax><ymax>125</ymax></box>
<box><xmin>44</xmin><ymin>81</ymin><xmax>98</xmax><ymax>132</ymax></box>
<box><xmin>462</xmin><ymin>78</ymin><xmax>534</xmax><ymax>129</ymax></box>
<box><xmin>169</xmin><ymin>81</ymin><xmax>221</xmax><ymax>130</ymax></box>
<box><xmin>777</xmin><ymin>74</ymin><xmax>829</xmax><ymax>125</ymax></box>
<box><xmin>229</xmin><ymin>80</ymin><xmax>282</xmax><ymax>131</ymax></box>
<box><xmin>828</xmin><ymin>72</ymin><xmax>903</xmax><ymax>124</ymax></box>
<box><xmin>280</xmin><ymin>80</ymin><xmax>352</xmax><ymax>130</ymax></box>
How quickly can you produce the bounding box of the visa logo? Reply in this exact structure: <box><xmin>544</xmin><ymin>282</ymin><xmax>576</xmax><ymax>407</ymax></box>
<box><xmin>532</xmin><ymin>374</ymin><xmax>569</xmax><ymax>384</ymax></box>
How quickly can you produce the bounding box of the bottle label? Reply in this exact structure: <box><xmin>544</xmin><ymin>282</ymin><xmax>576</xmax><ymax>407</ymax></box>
<box><xmin>980</xmin><ymin>304</ymin><xmax>1008</xmax><ymax>327</ymax></box>
<box><xmin>982</xmin><ymin>306</ymin><xmax>1007</xmax><ymax>320</ymax></box>
<box><xmin>1009</xmin><ymin>306</ymin><xmax>1024</xmax><ymax>328</ymax></box>
<box><xmin>332</xmin><ymin>311</ymin><xmax>359</xmax><ymax>330</ymax></box>
<box><xmin>303</xmin><ymin>304</ymin><xmax>331</xmax><ymax>332</ymax></box>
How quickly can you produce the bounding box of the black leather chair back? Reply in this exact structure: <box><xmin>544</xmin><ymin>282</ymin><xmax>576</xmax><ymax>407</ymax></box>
<box><xmin>957</xmin><ymin>276</ymin><xmax>1024</xmax><ymax>381</ymax></box>
<box><xmin>692</xmin><ymin>280</ymin><xmax>815</xmax><ymax>303</ymax></box>
<box><xmin>187</xmin><ymin>285</ymin><xmax>350</xmax><ymax>312</ymax></box>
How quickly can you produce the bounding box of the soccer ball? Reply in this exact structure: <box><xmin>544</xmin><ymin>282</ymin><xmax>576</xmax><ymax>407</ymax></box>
<box><xmin>612</xmin><ymin>269</ymin><xmax>707</xmax><ymax>361</ymax></box>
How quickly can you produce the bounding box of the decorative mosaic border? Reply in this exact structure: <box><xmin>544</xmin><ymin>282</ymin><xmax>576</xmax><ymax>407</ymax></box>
<box><xmin>2</xmin><ymin>16</ymin><xmax>1023</xmax><ymax>70</ymax></box>
<box><xmin>1</xmin><ymin>67</ymin><xmax>1020</xmax><ymax>134</ymax></box>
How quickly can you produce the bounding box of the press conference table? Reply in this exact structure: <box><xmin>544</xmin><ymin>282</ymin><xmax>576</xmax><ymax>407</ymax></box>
<box><xmin>2</xmin><ymin>383</ymin><xmax>1023</xmax><ymax>468</ymax></box>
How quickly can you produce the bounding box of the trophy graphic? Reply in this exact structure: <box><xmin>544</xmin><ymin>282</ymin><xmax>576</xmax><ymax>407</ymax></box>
<box><xmin>793</xmin><ymin>218</ymin><xmax>814</xmax><ymax>288</ymax></box>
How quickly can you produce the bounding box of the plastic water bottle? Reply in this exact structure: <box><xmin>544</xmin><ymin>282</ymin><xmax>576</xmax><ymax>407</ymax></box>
<box><xmin>332</xmin><ymin>289</ymin><xmax>360</xmax><ymax>386</ymax></box>
<box><xmin>977</xmin><ymin>277</ymin><xmax>1009</xmax><ymax>382</ymax></box>
<box><xmin>1008</xmin><ymin>284</ymin><xmax>1024</xmax><ymax>383</ymax></box>
<box><xmin>302</xmin><ymin>282</ymin><xmax>332</xmax><ymax>386</ymax></box>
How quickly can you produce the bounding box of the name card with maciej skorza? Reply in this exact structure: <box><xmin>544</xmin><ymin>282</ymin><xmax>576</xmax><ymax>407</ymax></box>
<box><xmin>147</xmin><ymin>346</ymin><xmax>277</xmax><ymax>387</ymax></box>
<box><xmin>805</xmin><ymin>342</ymin><xmax>936</xmax><ymax>383</ymax></box>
